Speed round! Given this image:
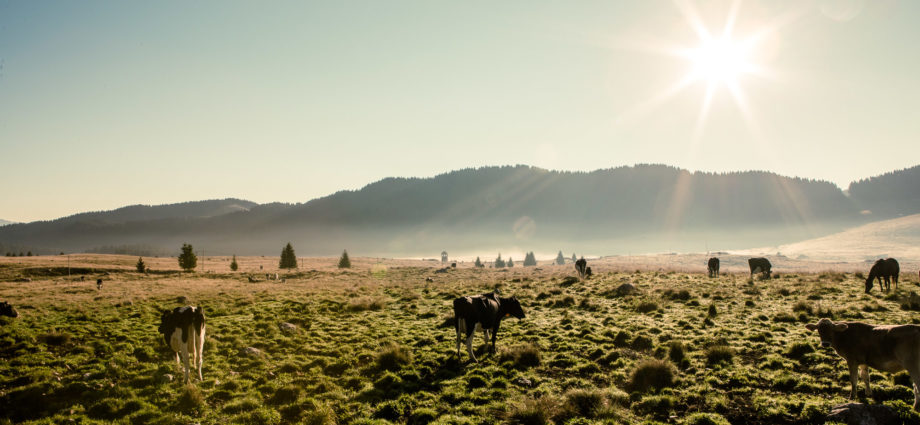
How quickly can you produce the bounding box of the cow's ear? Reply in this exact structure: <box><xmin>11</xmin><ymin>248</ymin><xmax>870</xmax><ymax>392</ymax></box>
<box><xmin>805</xmin><ymin>323</ymin><xmax>818</xmax><ymax>331</ymax></box>
<box><xmin>834</xmin><ymin>323</ymin><xmax>848</xmax><ymax>332</ymax></box>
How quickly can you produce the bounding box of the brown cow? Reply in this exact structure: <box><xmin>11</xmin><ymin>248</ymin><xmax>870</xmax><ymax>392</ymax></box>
<box><xmin>806</xmin><ymin>318</ymin><xmax>920</xmax><ymax>409</ymax></box>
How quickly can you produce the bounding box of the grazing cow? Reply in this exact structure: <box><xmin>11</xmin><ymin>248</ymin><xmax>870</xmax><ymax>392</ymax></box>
<box><xmin>96</xmin><ymin>278</ymin><xmax>103</xmax><ymax>290</ymax></box>
<box><xmin>575</xmin><ymin>258</ymin><xmax>587</xmax><ymax>279</ymax></box>
<box><xmin>806</xmin><ymin>318</ymin><xmax>920</xmax><ymax>409</ymax></box>
<box><xmin>158</xmin><ymin>306</ymin><xmax>206</xmax><ymax>383</ymax></box>
<box><xmin>0</xmin><ymin>301</ymin><xmax>18</xmax><ymax>318</ymax></box>
<box><xmin>453</xmin><ymin>293</ymin><xmax>525</xmax><ymax>362</ymax></box>
<box><xmin>708</xmin><ymin>257</ymin><xmax>720</xmax><ymax>278</ymax></box>
<box><xmin>425</xmin><ymin>277</ymin><xmax>434</xmax><ymax>283</ymax></box>
<box><xmin>865</xmin><ymin>258</ymin><xmax>900</xmax><ymax>293</ymax></box>
<box><xmin>748</xmin><ymin>257</ymin><xmax>771</xmax><ymax>279</ymax></box>
<box><xmin>585</xmin><ymin>267</ymin><xmax>593</xmax><ymax>278</ymax></box>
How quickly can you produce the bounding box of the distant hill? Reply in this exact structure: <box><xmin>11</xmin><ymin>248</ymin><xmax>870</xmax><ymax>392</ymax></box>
<box><xmin>848</xmin><ymin>165</ymin><xmax>920</xmax><ymax>218</ymax></box>
<box><xmin>1</xmin><ymin>165</ymin><xmax>917</xmax><ymax>257</ymax></box>
<box><xmin>735</xmin><ymin>213</ymin><xmax>920</xmax><ymax>263</ymax></box>
<box><xmin>0</xmin><ymin>219</ymin><xmax>15</xmax><ymax>227</ymax></box>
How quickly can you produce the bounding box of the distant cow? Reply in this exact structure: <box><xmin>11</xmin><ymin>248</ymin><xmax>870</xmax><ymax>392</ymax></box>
<box><xmin>585</xmin><ymin>267</ymin><xmax>593</xmax><ymax>278</ymax></box>
<box><xmin>865</xmin><ymin>258</ymin><xmax>900</xmax><ymax>293</ymax></box>
<box><xmin>0</xmin><ymin>301</ymin><xmax>18</xmax><ymax>318</ymax></box>
<box><xmin>158</xmin><ymin>306</ymin><xmax>206</xmax><ymax>383</ymax></box>
<box><xmin>96</xmin><ymin>278</ymin><xmax>103</xmax><ymax>290</ymax></box>
<box><xmin>806</xmin><ymin>318</ymin><xmax>920</xmax><ymax>410</ymax></box>
<box><xmin>748</xmin><ymin>258</ymin><xmax>771</xmax><ymax>279</ymax></box>
<box><xmin>708</xmin><ymin>257</ymin><xmax>720</xmax><ymax>277</ymax></box>
<box><xmin>453</xmin><ymin>293</ymin><xmax>525</xmax><ymax>362</ymax></box>
<box><xmin>575</xmin><ymin>258</ymin><xmax>587</xmax><ymax>279</ymax></box>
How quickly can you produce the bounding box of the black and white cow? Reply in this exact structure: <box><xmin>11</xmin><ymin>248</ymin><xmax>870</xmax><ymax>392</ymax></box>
<box><xmin>0</xmin><ymin>301</ymin><xmax>18</xmax><ymax>318</ymax></box>
<box><xmin>748</xmin><ymin>257</ymin><xmax>772</xmax><ymax>279</ymax></box>
<box><xmin>158</xmin><ymin>306</ymin><xmax>206</xmax><ymax>383</ymax></box>
<box><xmin>575</xmin><ymin>258</ymin><xmax>587</xmax><ymax>279</ymax></box>
<box><xmin>453</xmin><ymin>293</ymin><xmax>525</xmax><ymax>362</ymax></box>
<box><xmin>96</xmin><ymin>278</ymin><xmax>103</xmax><ymax>290</ymax></box>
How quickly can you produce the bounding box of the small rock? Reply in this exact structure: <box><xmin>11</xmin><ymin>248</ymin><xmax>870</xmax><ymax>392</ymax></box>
<box><xmin>279</xmin><ymin>322</ymin><xmax>298</xmax><ymax>333</ymax></box>
<box><xmin>827</xmin><ymin>403</ymin><xmax>899</xmax><ymax>425</ymax></box>
<box><xmin>176</xmin><ymin>296</ymin><xmax>190</xmax><ymax>304</ymax></box>
<box><xmin>514</xmin><ymin>377</ymin><xmax>533</xmax><ymax>388</ymax></box>
<box><xmin>425</xmin><ymin>277</ymin><xmax>434</xmax><ymax>283</ymax></box>
<box><xmin>241</xmin><ymin>347</ymin><xmax>263</xmax><ymax>358</ymax></box>
<box><xmin>160</xmin><ymin>373</ymin><xmax>174</xmax><ymax>383</ymax></box>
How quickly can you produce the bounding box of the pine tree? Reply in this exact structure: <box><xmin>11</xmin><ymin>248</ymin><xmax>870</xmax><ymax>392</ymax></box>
<box><xmin>135</xmin><ymin>257</ymin><xmax>146</xmax><ymax>273</ymax></box>
<box><xmin>178</xmin><ymin>243</ymin><xmax>197</xmax><ymax>272</ymax></box>
<box><xmin>230</xmin><ymin>255</ymin><xmax>239</xmax><ymax>271</ymax></box>
<box><xmin>494</xmin><ymin>254</ymin><xmax>505</xmax><ymax>268</ymax></box>
<box><xmin>26</xmin><ymin>251</ymin><xmax>32</xmax><ymax>257</ymax></box>
<box><xmin>555</xmin><ymin>250</ymin><xmax>565</xmax><ymax>265</ymax></box>
<box><xmin>338</xmin><ymin>250</ymin><xmax>351</xmax><ymax>269</ymax></box>
<box><xmin>571</xmin><ymin>253</ymin><xmax>577</xmax><ymax>262</ymax></box>
<box><xmin>474</xmin><ymin>256</ymin><xmax>483</xmax><ymax>268</ymax></box>
<box><xmin>507</xmin><ymin>257</ymin><xmax>514</xmax><ymax>267</ymax></box>
<box><xmin>523</xmin><ymin>251</ymin><xmax>537</xmax><ymax>267</ymax></box>
<box><xmin>279</xmin><ymin>243</ymin><xmax>298</xmax><ymax>269</ymax></box>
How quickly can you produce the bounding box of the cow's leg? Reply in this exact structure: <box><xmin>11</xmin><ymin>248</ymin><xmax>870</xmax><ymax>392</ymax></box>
<box><xmin>197</xmin><ymin>326</ymin><xmax>205</xmax><ymax>380</ymax></box>
<box><xmin>465</xmin><ymin>321</ymin><xmax>477</xmax><ymax>362</ymax></box>
<box><xmin>180</xmin><ymin>339</ymin><xmax>191</xmax><ymax>384</ymax></box>
<box><xmin>847</xmin><ymin>362</ymin><xmax>859</xmax><ymax>399</ymax></box>
<box><xmin>481</xmin><ymin>327</ymin><xmax>490</xmax><ymax>348</ymax></box>
<box><xmin>490</xmin><ymin>322</ymin><xmax>502</xmax><ymax>354</ymax></box>
<box><xmin>905</xmin><ymin>361</ymin><xmax>920</xmax><ymax>410</ymax></box>
<box><xmin>455</xmin><ymin>317</ymin><xmax>463</xmax><ymax>357</ymax></box>
<box><xmin>859</xmin><ymin>365</ymin><xmax>872</xmax><ymax>397</ymax></box>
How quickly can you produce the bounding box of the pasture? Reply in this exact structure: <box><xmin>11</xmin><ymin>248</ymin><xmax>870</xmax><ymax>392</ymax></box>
<box><xmin>2</xmin><ymin>255</ymin><xmax>920</xmax><ymax>424</ymax></box>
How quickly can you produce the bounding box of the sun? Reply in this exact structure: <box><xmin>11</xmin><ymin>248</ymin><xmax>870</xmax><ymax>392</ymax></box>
<box><xmin>688</xmin><ymin>37</ymin><xmax>755</xmax><ymax>86</ymax></box>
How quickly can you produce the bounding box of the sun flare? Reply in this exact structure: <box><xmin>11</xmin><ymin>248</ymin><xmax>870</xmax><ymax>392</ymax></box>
<box><xmin>688</xmin><ymin>37</ymin><xmax>755</xmax><ymax>85</ymax></box>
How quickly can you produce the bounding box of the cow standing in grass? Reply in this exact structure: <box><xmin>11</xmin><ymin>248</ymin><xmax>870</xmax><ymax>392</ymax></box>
<box><xmin>806</xmin><ymin>318</ymin><xmax>920</xmax><ymax>410</ymax></box>
<box><xmin>0</xmin><ymin>301</ymin><xmax>18</xmax><ymax>318</ymax></box>
<box><xmin>865</xmin><ymin>258</ymin><xmax>900</xmax><ymax>293</ymax></box>
<box><xmin>748</xmin><ymin>258</ymin><xmax>771</xmax><ymax>279</ymax></box>
<box><xmin>575</xmin><ymin>258</ymin><xmax>587</xmax><ymax>279</ymax></box>
<box><xmin>708</xmin><ymin>257</ymin><xmax>720</xmax><ymax>277</ymax></box>
<box><xmin>453</xmin><ymin>293</ymin><xmax>525</xmax><ymax>362</ymax></box>
<box><xmin>158</xmin><ymin>306</ymin><xmax>206</xmax><ymax>383</ymax></box>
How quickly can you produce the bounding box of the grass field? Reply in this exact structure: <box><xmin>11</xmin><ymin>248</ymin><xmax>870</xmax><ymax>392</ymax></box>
<box><xmin>2</xmin><ymin>255</ymin><xmax>920</xmax><ymax>424</ymax></box>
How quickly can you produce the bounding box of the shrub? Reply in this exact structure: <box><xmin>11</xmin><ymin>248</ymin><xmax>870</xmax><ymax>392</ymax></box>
<box><xmin>230</xmin><ymin>255</ymin><xmax>238</xmax><ymax>271</ymax></box>
<box><xmin>563</xmin><ymin>388</ymin><xmax>606</xmax><ymax>418</ymax></box>
<box><xmin>506</xmin><ymin>396</ymin><xmax>560</xmax><ymax>425</ymax></box>
<box><xmin>785</xmin><ymin>341</ymin><xmax>815</xmax><ymax>360</ymax></box>
<box><xmin>408</xmin><ymin>407</ymin><xmax>438</xmax><ymax>425</ymax></box>
<box><xmin>668</xmin><ymin>341</ymin><xmax>686</xmax><ymax>364</ymax></box>
<box><xmin>135</xmin><ymin>257</ymin><xmax>146</xmax><ymax>273</ymax></box>
<box><xmin>627</xmin><ymin>359</ymin><xmax>676</xmax><ymax>393</ymax></box>
<box><xmin>636</xmin><ymin>300</ymin><xmax>659</xmax><ymax>313</ymax></box>
<box><xmin>707</xmin><ymin>304</ymin><xmax>717</xmax><ymax>317</ymax></box>
<box><xmin>705</xmin><ymin>345</ymin><xmax>734</xmax><ymax>365</ymax></box>
<box><xmin>348</xmin><ymin>297</ymin><xmax>386</xmax><ymax>312</ymax></box>
<box><xmin>178</xmin><ymin>243</ymin><xmax>197</xmax><ymax>271</ymax></box>
<box><xmin>792</xmin><ymin>301</ymin><xmax>814</xmax><ymax>314</ymax></box>
<box><xmin>632</xmin><ymin>394</ymin><xmax>677</xmax><ymax>419</ymax></box>
<box><xmin>683</xmin><ymin>412</ymin><xmax>731</xmax><ymax>425</ymax></box>
<box><xmin>499</xmin><ymin>343</ymin><xmax>541</xmax><ymax>369</ymax></box>
<box><xmin>376</xmin><ymin>343</ymin><xmax>413</xmax><ymax>371</ymax></box>
<box><xmin>632</xmin><ymin>335</ymin><xmax>654</xmax><ymax>351</ymax></box>
<box><xmin>176</xmin><ymin>384</ymin><xmax>205</xmax><ymax>413</ymax></box>
<box><xmin>40</xmin><ymin>331</ymin><xmax>72</xmax><ymax>346</ymax></box>
<box><xmin>268</xmin><ymin>384</ymin><xmax>301</xmax><ymax>405</ymax></box>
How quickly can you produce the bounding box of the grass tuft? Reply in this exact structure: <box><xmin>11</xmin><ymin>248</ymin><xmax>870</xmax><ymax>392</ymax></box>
<box><xmin>627</xmin><ymin>359</ymin><xmax>676</xmax><ymax>393</ymax></box>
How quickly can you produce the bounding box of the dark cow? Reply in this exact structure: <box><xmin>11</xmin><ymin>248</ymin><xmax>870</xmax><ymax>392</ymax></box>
<box><xmin>0</xmin><ymin>301</ymin><xmax>18</xmax><ymax>318</ymax></box>
<box><xmin>708</xmin><ymin>257</ymin><xmax>720</xmax><ymax>278</ymax></box>
<box><xmin>453</xmin><ymin>293</ymin><xmax>525</xmax><ymax>362</ymax></box>
<box><xmin>158</xmin><ymin>306</ymin><xmax>206</xmax><ymax>383</ymax></box>
<box><xmin>96</xmin><ymin>278</ymin><xmax>103</xmax><ymax>290</ymax></box>
<box><xmin>806</xmin><ymin>318</ymin><xmax>920</xmax><ymax>409</ymax></box>
<box><xmin>575</xmin><ymin>258</ymin><xmax>587</xmax><ymax>279</ymax></box>
<box><xmin>585</xmin><ymin>267</ymin><xmax>593</xmax><ymax>278</ymax></box>
<box><xmin>865</xmin><ymin>258</ymin><xmax>900</xmax><ymax>293</ymax></box>
<box><xmin>748</xmin><ymin>257</ymin><xmax>771</xmax><ymax>279</ymax></box>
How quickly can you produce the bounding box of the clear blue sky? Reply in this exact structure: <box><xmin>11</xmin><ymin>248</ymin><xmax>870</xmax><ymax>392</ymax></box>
<box><xmin>2</xmin><ymin>0</ymin><xmax>918</xmax><ymax>222</ymax></box>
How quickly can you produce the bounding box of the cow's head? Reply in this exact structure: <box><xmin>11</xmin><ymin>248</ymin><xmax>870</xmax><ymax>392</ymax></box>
<box><xmin>502</xmin><ymin>297</ymin><xmax>525</xmax><ymax>319</ymax></box>
<box><xmin>805</xmin><ymin>318</ymin><xmax>847</xmax><ymax>348</ymax></box>
<box><xmin>864</xmin><ymin>276</ymin><xmax>873</xmax><ymax>293</ymax></box>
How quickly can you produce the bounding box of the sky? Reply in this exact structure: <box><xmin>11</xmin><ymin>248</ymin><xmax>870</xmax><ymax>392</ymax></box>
<box><xmin>1</xmin><ymin>0</ymin><xmax>919</xmax><ymax>222</ymax></box>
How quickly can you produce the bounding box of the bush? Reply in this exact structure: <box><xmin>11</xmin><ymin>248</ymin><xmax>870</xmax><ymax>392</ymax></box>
<box><xmin>683</xmin><ymin>412</ymin><xmax>731</xmax><ymax>425</ymax></box>
<box><xmin>792</xmin><ymin>301</ymin><xmax>814</xmax><ymax>314</ymax></box>
<box><xmin>627</xmin><ymin>359</ymin><xmax>676</xmax><ymax>393</ymax></box>
<box><xmin>785</xmin><ymin>341</ymin><xmax>815</xmax><ymax>360</ymax></box>
<box><xmin>632</xmin><ymin>335</ymin><xmax>654</xmax><ymax>351</ymax></box>
<box><xmin>499</xmin><ymin>343</ymin><xmax>541</xmax><ymax>369</ymax></box>
<box><xmin>176</xmin><ymin>384</ymin><xmax>205</xmax><ymax>413</ymax></box>
<box><xmin>135</xmin><ymin>257</ymin><xmax>146</xmax><ymax>273</ymax></box>
<box><xmin>376</xmin><ymin>343</ymin><xmax>413</xmax><ymax>371</ymax></box>
<box><xmin>636</xmin><ymin>301</ymin><xmax>659</xmax><ymax>313</ymax></box>
<box><xmin>348</xmin><ymin>297</ymin><xmax>386</xmax><ymax>312</ymax></box>
<box><xmin>230</xmin><ymin>255</ymin><xmax>238</xmax><ymax>271</ymax></box>
<box><xmin>705</xmin><ymin>345</ymin><xmax>734</xmax><ymax>365</ymax></box>
<box><xmin>633</xmin><ymin>394</ymin><xmax>676</xmax><ymax>419</ymax></box>
<box><xmin>506</xmin><ymin>396</ymin><xmax>560</xmax><ymax>425</ymax></box>
<box><xmin>563</xmin><ymin>388</ymin><xmax>606</xmax><ymax>418</ymax></box>
<box><xmin>178</xmin><ymin>243</ymin><xmax>197</xmax><ymax>272</ymax></box>
<box><xmin>668</xmin><ymin>341</ymin><xmax>686</xmax><ymax>364</ymax></box>
<box><xmin>408</xmin><ymin>407</ymin><xmax>438</xmax><ymax>425</ymax></box>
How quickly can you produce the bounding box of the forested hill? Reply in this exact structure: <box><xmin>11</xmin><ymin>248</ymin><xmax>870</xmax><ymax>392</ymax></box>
<box><xmin>848</xmin><ymin>165</ymin><xmax>920</xmax><ymax>218</ymax></box>
<box><xmin>0</xmin><ymin>165</ymin><xmax>916</xmax><ymax>257</ymax></box>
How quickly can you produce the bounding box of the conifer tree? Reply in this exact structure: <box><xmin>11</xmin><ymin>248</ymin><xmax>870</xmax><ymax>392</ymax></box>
<box><xmin>555</xmin><ymin>250</ymin><xmax>565</xmax><ymax>265</ymax></box>
<box><xmin>474</xmin><ymin>256</ymin><xmax>483</xmax><ymax>268</ymax></box>
<box><xmin>280</xmin><ymin>243</ymin><xmax>298</xmax><ymax>269</ymax></box>
<box><xmin>230</xmin><ymin>255</ymin><xmax>239</xmax><ymax>271</ymax></box>
<box><xmin>507</xmin><ymin>257</ymin><xmax>514</xmax><ymax>267</ymax></box>
<box><xmin>136</xmin><ymin>257</ymin><xmax>146</xmax><ymax>273</ymax></box>
<box><xmin>523</xmin><ymin>251</ymin><xmax>537</xmax><ymax>266</ymax></box>
<box><xmin>494</xmin><ymin>253</ymin><xmax>505</xmax><ymax>268</ymax></box>
<box><xmin>338</xmin><ymin>250</ymin><xmax>351</xmax><ymax>268</ymax></box>
<box><xmin>178</xmin><ymin>243</ymin><xmax>197</xmax><ymax>272</ymax></box>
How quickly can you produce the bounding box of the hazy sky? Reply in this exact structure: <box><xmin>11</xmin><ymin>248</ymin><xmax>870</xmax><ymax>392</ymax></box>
<box><xmin>2</xmin><ymin>0</ymin><xmax>919</xmax><ymax>222</ymax></box>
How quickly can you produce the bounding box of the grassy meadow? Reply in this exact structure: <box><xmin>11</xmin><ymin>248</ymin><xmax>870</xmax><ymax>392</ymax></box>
<box><xmin>2</xmin><ymin>254</ymin><xmax>920</xmax><ymax>424</ymax></box>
